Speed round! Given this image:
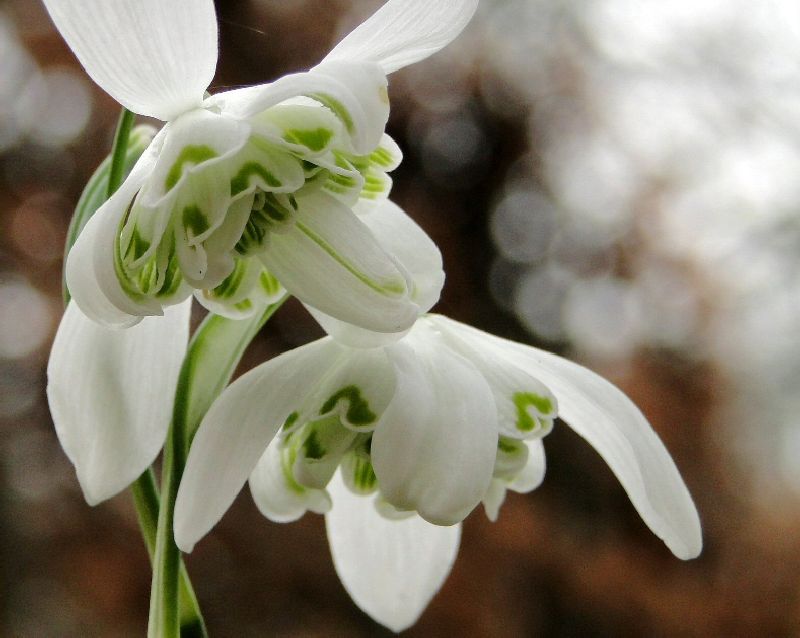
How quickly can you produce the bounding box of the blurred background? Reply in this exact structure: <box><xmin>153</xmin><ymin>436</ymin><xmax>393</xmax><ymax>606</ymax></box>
<box><xmin>2</xmin><ymin>0</ymin><xmax>799</xmax><ymax>635</ymax></box>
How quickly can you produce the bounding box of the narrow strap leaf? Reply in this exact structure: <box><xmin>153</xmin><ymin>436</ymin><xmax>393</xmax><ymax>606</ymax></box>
<box><xmin>178</xmin><ymin>296</ymin><xmax>289</xmax><ymax>449</ymax></box>
<box><xmin>149</xmin><ymin>295</ymin><xmax>288</xmax><ymax>638</ymax></box>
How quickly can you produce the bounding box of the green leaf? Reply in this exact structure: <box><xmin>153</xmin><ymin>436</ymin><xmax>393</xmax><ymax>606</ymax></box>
<box><xmin>177</xmin><ymin>295</ymin><xmax>289</xmax><ymax>449</ymax></box>
<box><xmin>149</xmin><ymin>296</ymin><xmax>288</xmax><ymax>638</ymax></box>
<box><xmin>62</xmin><ymin>123</ymin><xmax>156</xmax><ymax>304</ymax></box>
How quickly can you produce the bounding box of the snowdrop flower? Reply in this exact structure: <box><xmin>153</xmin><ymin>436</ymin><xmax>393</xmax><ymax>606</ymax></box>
<box><xmin>43</xmin><ymin>0</ymin><xmax>478</xmax><ymax>330</ymax></box>
<box><xmin>44</xmin><ymin>0</ymin><xmax>474</xmax><ymax>504</ymax></box>
<box><xmin>174</xmin><ymin>314</ymin><xmax>702</xmax><ymax>631</ymax></box>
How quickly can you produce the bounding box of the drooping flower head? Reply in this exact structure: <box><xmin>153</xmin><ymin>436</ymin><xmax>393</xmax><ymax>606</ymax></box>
<box><xmin>44</xmin><ymin>0</ymin><xmax>472</xmax><ymax>504</ymax></box>
<box><xmin>44</xmin><ymin>0</ymin><xmax>478</xmax><ymax>331</ymax></box>
<box><xmin>174</xmin><ymin>313</ymin><xmax>702</xmax><ymax>631</ymax></box>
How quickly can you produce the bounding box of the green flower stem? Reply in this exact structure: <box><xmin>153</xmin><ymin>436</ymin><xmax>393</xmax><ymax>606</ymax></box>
<box><xmin>149</xmin><ymin>296</ymin><xmax>288</xmax><ymax>638</ymax></box>
<box><xmin>107</xmin><ymin>108</ymin><xmax>136</xmax><ymax>198</ymax></box>
<box><xmin>132</xmin><ymin>469</ymin><xmax>206</xmax><ymax>638</ymax></box>
<box><xmin>75</xmin><ymin>107</ymin><xmax>207</xmax><ymax>637</ymax></box>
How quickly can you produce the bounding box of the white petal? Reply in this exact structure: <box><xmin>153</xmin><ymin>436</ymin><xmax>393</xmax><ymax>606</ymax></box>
<box><xmin>306</xmin><ymin>198</ymin><xmax>443</xmax><ymax>348</ymax></box>
<box><xmin>305</xmin><ymin>305</ymin><xmax>411</xmax><ymax>349</ymax></box>
<box><xmin>325</xmin><ymin>473</ymin><xmax>460</xmax><ymax>633</ymax></box>
<box><xmin>174</xmin><ymin>338</ymin><xmax>341</xmax><ymax>553</ymax></box>
<box><xmin>140</xmin><ymin>110</ymin><xmax>251</xmax><ymax>210</ymax></box>
<box><xmin>46</xmin><ymin>299</ymin><xmax>191</xmax><ymax>505</ymax></box>
<box><xmin>210</xmin><ymin>62</ymin><xmax>388</xmax><ymax>156</ymax></box>
<box><xmin>482</xmin><ymin>479</ymin><xmax>507</xmax><ymax>523</ymax></box>
<box><xmin>42</xmin><ymin>0</ymin><xmax>217</xmax><ymax>120</ymax></box>
<box><xmin>511</xmin><ymin>439</ymin><xmax>547</xmax><ymax>494</ymax></box>
<box><xmin>323</xmin><ymin>0</ymin><xmax>479</xmax><ymax>74</ymax></box>
<box><xmin>434</xmin><ymin>316</ymin><xmax>557</xmax><ymax>439</ymax></box>
<box><xmin>372</xmin><ymin>326</ymin><xmax>497</xmax><ymax>525</ymax></box>
<box><xmin>66</xmin><ymin>138</ymin><xmax>163</xmax><ymax>327</ymax></box>
<box><xmin>248</xmin><ymin>436</ymin><xmax>332</xmax><ymax>523</ymax></box>
<box><xmin>260</xmin><ymin>192</ymin><xmax>418</xmax><ymax>334</ymax></box>
<box><xmin>313</xmin><ymin>348</ymin><xmax>396</xmax><ymax>433</ymax></box>
<box><xmin>358</xmin><ymin>199</ymin><xmax>444</xmax><ymax>314</ymax></box>
<box><xmin>430</xmin><ymin>316</ymin><xmax>702</xmax><ymax>560</ymax></box>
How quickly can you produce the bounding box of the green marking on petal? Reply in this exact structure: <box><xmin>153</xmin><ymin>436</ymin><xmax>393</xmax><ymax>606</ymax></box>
<box><xmin>283</xmin><ymin>128</ymin><xmax>333</xmax><ymax>153</ymax></box>
<box><xmin>309</xmin><ymin>93</ymin><xmax>355</xmax><ymax>135</ymax></box>
<box><xmin>123</xmin><ymin>226</ymin><xmax>151</xmax><ymax>263</ymax></box>
<box><xmin>260</xmin><ymin>270</ymin><xmax>281</xmax><ymax>297</ymax></box>
<box><xmin>341</xmin><ymin>436</ymin><xmax>378</xmax><ymax>495</ymax></box>
<box><xmin>513</xmin><ymin>391</ymin><xmax>554</xmax><ymax>433</ymax></box>
<box><xmin>494</xmin><ymin>435</ymin><xmax>530</xmax><ymax>480</ymax></box>
<box><xmin>280</xmin><ymin>438</ymin><xmax>305</xmax><ymax>494</ymax></box>
<box><xmin>231</xmin><ymin>162</ymin><xmax>282</xmax><ymax>196</ymax></box>
<box><xmin>320</xmin><ymin>385</ymin><xmax>377</xmax><ymax>426</ymax></box>
<box><xmin>182</xmin><ymin>205</ymin><xmax>210</xmax><ymax>237</ymax></box>
<box><xmin>282</xmin><ymin>411</ymin><xmax>300</xmax><ymax>432</ymax></box>
<box><xmin>295</xmin><ymin>220</ymin><xmax>407</xmax><ymax>296</ymax></box>
<box><xmin>164</xmin><ymin>145</ymin><xmax>217</xmax><ymax>190</ymax></box>
<box><xmin>345</xmin><ymin>453</ymin><xmax>377</xmax><ymax>494</ymax></box>
<box><xmin>302</xmin><ymin>430</ymin><xmax>326</xmax><ymax>460</ymax></box>
<box><xmin>370</xmin><ymin>146</ymin><xmax>395</xmax><ymax>168</ymax></box>
<box><xmin>155</xmin><ymin>247</ymin><xmax>183</xmax><ymax>299</ymax></box>
<box><xmin>498</xmin><ymin>437</ymin><xmax>525</xmax><ymax>455</ymax></box>
<box><xmin>210</xmin><ymin>259</ymin><xmax>247</xmax><ymax>300</ymax></box>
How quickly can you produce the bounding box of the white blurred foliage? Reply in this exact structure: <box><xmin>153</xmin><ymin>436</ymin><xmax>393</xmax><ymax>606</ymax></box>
<box><xmin>0</xmin><ymin>12</ymin><xmax>91</xmax><ymax>151</ymax></box>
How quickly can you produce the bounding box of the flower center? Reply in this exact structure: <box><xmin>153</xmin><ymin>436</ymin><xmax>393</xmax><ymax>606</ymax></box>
<box><xmin>113</xmin><ymin>103</ymin><xmax>402</xmax><ymax>316</ymax></box>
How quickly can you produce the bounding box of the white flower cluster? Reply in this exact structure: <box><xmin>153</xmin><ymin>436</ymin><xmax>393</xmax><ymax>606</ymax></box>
<box><xmin>44</xmin><ymin>0</ymin><xmax>701</xmax><ymax>632</ymax></box>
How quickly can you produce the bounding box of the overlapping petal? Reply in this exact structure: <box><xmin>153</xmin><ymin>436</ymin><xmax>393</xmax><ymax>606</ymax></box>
<box><xmin>249</xmin><ymin>437</ymin><xmax>332</xmax><ymax>523</ymax></box>
<box><xmin>372</xmin><ymin>327</ymin><xmax>497</xmax><ymax>525</ymax></box>
<box><xmin>323</xmin><ymin>0</ymin><xmax>480</xmax><ymax>73</ymax></box>
<box><xmin>42</xmin><ymin>0</ymin><xmax>218</xmax><ymax>121</ymax></box>
<box><xmin>208</xmin><ymin>61</ymin><xmax>389</xmax><ymax>156</ymax></box>
<box><xmin>430</xmin><ymin>315</ymin><xmax>702</xmax><ymax>560</ymax></box>
<box><xmin>65</xmin><ymin>136</ymin><xmax>164</xmax><ymax>327</ymax></box>
<box><xmin>174</xmin><ymin>338</ymin><xmax>341</xmax><ymax>553</ymax></box>
<box><xmin>325</xmin><ymin>474</ymin><xmax>460</xmax><ymax>633</ymax></box>
<box><xmin>307</xmin><ymin>198</ymin><xmax>444</xmax><ymax>347</ymax></box>
<box><xmin>46</xmin><ymin>299</ymin><xmax>191</xmax><ymax>505</ymax></box>
<box><xmin>260</xmin><ymin>192</ymin><xmax>419</xmax><ymax>334</ymax></box>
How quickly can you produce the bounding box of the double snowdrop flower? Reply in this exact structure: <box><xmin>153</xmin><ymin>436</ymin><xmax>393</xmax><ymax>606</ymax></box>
<box><xmin>175</xmin><ymin>315</ymin><xmax>702</xmax><ymax>631</ymax></box>
<box><xmin>46</xmin><ymin>0</ymin><xmax>477</xmax><ymax>331</ymax></box>
<box><xmin>43</xmin><ymin>0</ymin><xmax>702</xmax><ymax>632</ymax></box>
<box><xmin>45</xmin><ymin>0</ymin><xmax>475</xmax><ymax>503</ymax></box>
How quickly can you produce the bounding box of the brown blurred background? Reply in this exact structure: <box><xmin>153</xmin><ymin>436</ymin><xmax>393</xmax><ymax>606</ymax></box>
<box><xmin>2</xmin><ymin>0</ymin><xmax>800</xmax><ymax>635</ymax></box>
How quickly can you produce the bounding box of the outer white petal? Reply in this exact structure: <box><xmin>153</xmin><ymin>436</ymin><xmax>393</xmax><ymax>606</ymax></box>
<box><xmin>325</xmin><ymin>473</ymin><xmax>460</xmax><ymax>633</ymax></box>
<box><xmin>307</xmin><ymin>198</ymin><xmax>444</xmax><ymax>348</ymax></box>
<box><xmin>511</xmin><ymin>439</ymin><xmax>547</xmax><ymax>494</ymax></box>
<box><xmin>174</xmin><ymin>338</ymin><xmax>341</xmax><ymax>553</ymax></box>
<box><xmin>359</xmin><ymin>199</ymin><xmax>444</xmax><ymax>313</ymax></box>
<box><xmin>430</xmin><ymin>315</ymin><xmax>702</xmax><ymax>560</ymax></box>
<box><xmin>260</xmin><ymin>193</ymin><xmax>418</xmax><ymax>334</ymax></box>
<box><xmin>372</xmin><ymin>326</ymin><xmax>497</xmax><ymax>525</ymax></box>
<box><xmin>42</xmin><ymin>0</ymin><xmax>218</xmax><ymax>120</ymax></box>
<box><xmin>249</xmin><ymin>437</ymin><xmax>332</xmax><ymax>523</ymax></box>
<box><xmin>66</xmin><ymin>138</ymin><xmax>163</xmax><ymax>327</ymax></box>
<box><xmin>46</xmin><ymin>300</ymin><xmax>191</xmax><ymax>505</ymax></box>
<box><xmin>210</xmin><ymin>62</ymin><xmax>388</xmax><ymax>156</ymax></box>
<box><xmin>434</xmin><ymin>315</ymin><xmax>557</xmax><ymax>439</ymax></box>
<box><xmin>323</xmin><ymin>0</ymin><xmax>479</xmax><ymax>74</ymax></box>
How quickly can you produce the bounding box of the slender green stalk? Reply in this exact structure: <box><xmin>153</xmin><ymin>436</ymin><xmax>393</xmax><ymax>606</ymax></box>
<box><xmin>107</xmin><ymin>108</ymin><xmax>136</xmax><ymax>198</ymax></box>
<box><xmin>101</xmin><ymin>108</ymin><xmax>207</xmax><ymax>637</ymax></box>
<box><xmin>149</xmin><ymin>297</ymin><xmax>288</xmax><ymax>638</ymax></box>
<box><xmin>132</xmin><ymin>470</ymin><xmax>206</xmax><ymax>638</ymax></box>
